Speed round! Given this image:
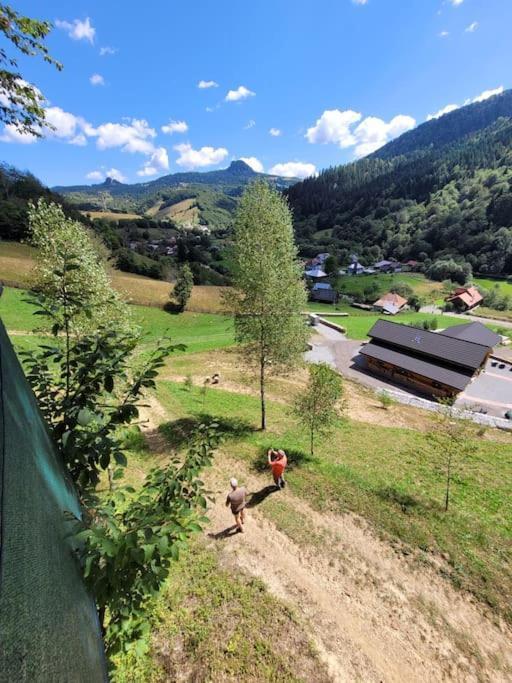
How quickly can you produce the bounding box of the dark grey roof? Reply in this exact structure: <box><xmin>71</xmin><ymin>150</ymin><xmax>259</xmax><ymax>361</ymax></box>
<box><xmin>367</xmin><ymin>319</ymin><xmax>489</xmax><ymax>370</ymax></box>
<box><xmin>360</xmin><ymin>342</ymin><xmax>474</xmax><ymax>391</ymax></box>
<box><xmin>311</xmin><ymin>289</ymin><xmax>337</xmax><ymax>303</ymax></box>
<box><xmin>440</xmin><ymin>322</ymin><xmax>501</xmax><ymax>348</ymax></box>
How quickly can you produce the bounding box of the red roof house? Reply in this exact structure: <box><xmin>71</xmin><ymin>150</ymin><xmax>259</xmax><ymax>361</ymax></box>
<box><xmin>445</xmin><ymin>286</ymin><xmax>483</xmax><ymax>311</ymax></box>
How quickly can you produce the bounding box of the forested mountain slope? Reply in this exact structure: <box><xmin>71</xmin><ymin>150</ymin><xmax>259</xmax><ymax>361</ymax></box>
<box><xmin>287</xmin><ymin>91</ymin><xmax>512</xmax><ymax>275</ymax></box>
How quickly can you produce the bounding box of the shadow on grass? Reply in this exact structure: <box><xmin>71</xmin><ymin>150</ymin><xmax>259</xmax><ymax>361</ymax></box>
<box><xmin>251</xmin><ymin>447</ymin><xmax>316</xmax><ymax>474</ymax></box>
<box><xmin>375</xmin><ymin>485</ymin><xmax>432</xmax><ymax>514</ymax></box>
<box><xmin>247</xmin><ymin>485</ymin><xmax>279</xmax><ymax>508</ymax></box>
<box><xmin>158</xmin><ymin>413</ymin><xmax>255</xmax><ymax>450</ymax></box>
<box><xmin>163</xmin><ymin>301</ymin><xmax>184</xmax><ymax>315</ymax></box>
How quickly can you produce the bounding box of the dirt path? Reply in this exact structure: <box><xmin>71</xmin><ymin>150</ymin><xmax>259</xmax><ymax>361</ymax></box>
<box><xmin>143</xmin><ymin>396</ymin><xmax>512</xmax><ymax>682</ymax></box>
<box><xmin>205</xmin><ymin>458</ymin><xmax>512</xmax><ymax>682</ymax></box>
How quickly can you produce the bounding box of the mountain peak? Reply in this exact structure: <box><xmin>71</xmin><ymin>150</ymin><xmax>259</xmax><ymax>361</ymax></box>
<box><xmin>227</xmin><ymin>159</ymin><xmax>257</xmax><ymax>175</ymax></box>
<box><xmin>102</xmin><ymin>176</ymin><xmax>123</xmax><ymax>187</ymax></box>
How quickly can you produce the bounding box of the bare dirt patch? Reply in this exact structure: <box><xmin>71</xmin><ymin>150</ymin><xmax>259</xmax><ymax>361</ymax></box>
<box><xmin>205</xmin><ymin>452</ymin><xmax>512</xmax><ymax>683</ymax></box>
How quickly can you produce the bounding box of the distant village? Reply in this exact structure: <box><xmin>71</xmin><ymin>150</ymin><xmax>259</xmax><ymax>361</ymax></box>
<box><xmin>304</xmin><ymin>252</ymin><xmax>483</xmax><ymax>314</ymax></box>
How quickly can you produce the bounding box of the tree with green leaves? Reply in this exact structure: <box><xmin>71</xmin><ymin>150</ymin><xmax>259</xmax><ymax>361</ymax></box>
<box><xmin>293</xmin><ymin>363</ymin><xmax>343</xmax><ymax>457</ymax></box>
<box><xmin>229</xmin><ymin>180</ymin><xmax>308</xmax><ymax>430</ymax></box>
<box><xmin>427</xmin><ymin>403</ymin><xmax>474</xmax><ymax>512</ymax></box>
<box><xmin>23</xmin><ymin>200</ymin><xmax>221</xmax><ymax>661</ymax></box>
<box><xmin>173</xmin><ymin>262</ymin><xmax>193</xmax><ymax>311</ymax></box>
<box><xmin>0</xmin><ymin>4</ymin><xmax>62</xmax><ymax>135</ymax></box>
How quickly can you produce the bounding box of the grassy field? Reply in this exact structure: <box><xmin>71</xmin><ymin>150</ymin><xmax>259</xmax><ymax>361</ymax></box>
<box><xmin>473</xmin><ymin>277</ymin><xmax>512</xmax><ymax>297</ymax></box>
<box><xmin>337</xmin><ymin>273</ymin><xmax>444</xmax><ymax>302</ymax></box>
<box><xmin>112</xmin><ymin>541</ymin><xmax>328</xmax><ymax>682</ymax></box>
<box><xmin>155</xmin><ymin>379</ymin><xmax>512</xmax><ymax>624</ymax></box>
<box><xmin>0</xmin><ymin>286</ymin><xmax>234</xmax><ymax>355</ymax></box>
<box><xmin>323</xmin><ymin>308</ymin><xmax>504</xmax><ymax>339</ymax></box>
<box><xmin>0</xmin><ymin>242</ymin><xmax>225</xmax><ymax>312</ymax></box>
<box><xmin>80</xmin><ymin>210</ymin><xmax>143</xmax><ymax>221</ymax></box>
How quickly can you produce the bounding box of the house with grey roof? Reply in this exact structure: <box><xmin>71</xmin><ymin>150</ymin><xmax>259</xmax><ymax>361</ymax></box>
<box><xmin>359</xmin><ymin>320</ymin><xmax>497</xmax><ymax>398</ymax></box>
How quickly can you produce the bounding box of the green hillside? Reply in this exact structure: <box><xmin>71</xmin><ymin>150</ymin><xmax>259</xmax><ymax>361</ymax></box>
<box><xmin>286</xmin><ymin>90</ymin><xmax>512</xmax><ymax>276</ymax></box>
<box><xmin>54</xmin><ymin>160</ymin><xmax>296</xmax><ymax>231</ymax></box>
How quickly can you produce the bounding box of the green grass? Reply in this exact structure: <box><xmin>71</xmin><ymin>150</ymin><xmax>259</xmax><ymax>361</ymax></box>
<box><xmin>0</xmin><ymin>286</ymin><xmax>235</xmax><ymax>356</ymax></box>
<box><xmin>473</xmin><ymin>277</ymin><xmax>512</xmax><ymax>297</ymax></box>
<box><xmin>0</xmin><ymin>287</ymin><xmax>40</xmax><ymax>330</ymax></box>
<box><xmin>156</xmin><ymin>380</ymin><xmax>512</xmax><ymax>624</ymax></box>
<box><xmin>337</xmin><ymin>273</ymin><xmax>443</xmax><ymax>301</ymax></box>
<box><xmin>323</xmin><ymin>309</ymin><xmax>493</xmax><ymax>340</ymax></box>
<box><xmin>112</xmin><ymin>543</ymin><xmax>328</xmax><ymax>683</ymax></box>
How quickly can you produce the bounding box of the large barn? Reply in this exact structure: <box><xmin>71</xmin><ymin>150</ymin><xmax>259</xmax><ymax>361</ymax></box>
<box><xmin>359</xmin><ymin>320</ymin><xmax>499</xmax><ymax>398</ymax></box>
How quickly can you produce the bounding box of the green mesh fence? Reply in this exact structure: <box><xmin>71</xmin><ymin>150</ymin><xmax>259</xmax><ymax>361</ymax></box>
<box><xmin>0</xmin><ymin>321</ymin><xmax>107</xmax><ymax>682</ymax></box>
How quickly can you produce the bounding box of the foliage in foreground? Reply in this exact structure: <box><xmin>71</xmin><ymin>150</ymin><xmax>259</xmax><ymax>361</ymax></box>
<box><xmin>21</xmin><ymin>200</ymin><xmax>222</xmax><ymax>661</ymax></box>
<box><xmin>74</xmin><ymin>424</ymin><xmax>220</xmax><ymax>658</ymax></box>
<box><xmin>0</xmin><ymin>3</ymin><xmax>62</xmax><ymax>135</ymax></box>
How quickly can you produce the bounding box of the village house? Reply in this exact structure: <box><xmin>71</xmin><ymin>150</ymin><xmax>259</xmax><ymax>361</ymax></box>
<box><xmin>372</xmin><ymin>292</ymin><xmax>408</xmax><ymax>315</ymax></box>
<box><xmin>359</xmin><ymin>319</ymin><xmax>499</xmax><ymax>398</ymax></box>
<box><xmin>445</xmin><ymin>286</ymin><xmax>483</xmax><ymax>311</ymax></box>
<box><xmin>305</xmin><ymin>266</ymin><xmax>328</xmax><ymax>279</ymax></box>
<box><xmin>310</xmin><ymin>282</ymin><xmax>338</xmax><ymax>303</ymax></box>
<box><xmin>373</xmin><ymin>259</ymin><xmax>402</xmax><ymax>273</ymax></box>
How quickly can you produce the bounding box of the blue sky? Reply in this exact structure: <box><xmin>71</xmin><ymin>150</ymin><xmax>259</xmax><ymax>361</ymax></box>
<box><xmin>1</xmin><ymin>0</ymin><xmax>510</xmax><ymax>186</ymax></box>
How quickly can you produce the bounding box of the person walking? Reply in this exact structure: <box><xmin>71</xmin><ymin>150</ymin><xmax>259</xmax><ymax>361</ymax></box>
<box><xmin>267</xmin><ymin>448</ymin><xmax>287</xmax><ymax>489</ymax></box>
<box><xmin>225</xmin><ymin>478</ymin><xmax>247</xmax><ymax>533</ymax></box>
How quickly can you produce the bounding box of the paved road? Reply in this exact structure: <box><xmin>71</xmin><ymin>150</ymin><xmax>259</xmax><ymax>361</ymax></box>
<box><xmin>307</xmin><ymin>322</ymin><xmax>512</xmax><ymax>422</ymax></box>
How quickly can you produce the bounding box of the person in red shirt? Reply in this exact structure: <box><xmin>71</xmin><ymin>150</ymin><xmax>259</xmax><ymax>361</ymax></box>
<box><xmin>267</xmin><ymin>448</ymin><xmax>287</xmax><ymax>489</ymax></box>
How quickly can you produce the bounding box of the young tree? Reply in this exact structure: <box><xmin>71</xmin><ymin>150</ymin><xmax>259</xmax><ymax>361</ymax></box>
<box><xmin>0</xmin><ymin>4</ymin><xmax>62</xmax><ymax>135</ymax></box>
<box><xmin>29</xmin><ymin>198</ymin><xmax>130</xmax><ymax>335</ymax></box>
<box><xmin>23</xmin><ymin>201</ymin><xmax>220</xmax><ymax>660</ymax></box>
<box><xmin>293</xmin><ymin>363</ymin><xmax>343</xmax><ymax>457</ymax></box>
<box><xmin>173</xmin><ymin>262</ymin><xmax>193</xmax><ymax>311</ymax></box>
<box><xmin>229</xmin><ymin>180</ymin><xmax>308</xmax><ymax>430</ymax></box>
<box><xmin>427</xmin><ymin>404</ymin><xmax>474</xmax><ymax>512</ymax></box>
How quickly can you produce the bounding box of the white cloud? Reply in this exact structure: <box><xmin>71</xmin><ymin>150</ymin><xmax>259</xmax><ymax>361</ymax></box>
<box><xmin>244</xmin><ymin>119</ymin><xmax>256</xmax><ymax>130</ymax></box>
<box><xmin>449</xmin><ymin>0</ymin><xmax>464</xmax><ymax>5</ymax></box>
<box><xmin>92</xmin><ymin>118</ymin><xmax>156</xmax><ymax>154</ymax></box>
<box><xmin>471</xmin><ymin>85</ymin><xmax>504</xmax><ymax>103</ymax></box>
<box><xmin>240</xmin><ymin>156</ymin><xmax>263</xmax><ymax>172</ymax></box>
<box><xmin>439</xmin><ymin>30</ymin><xmax>450</xmax><ymax>37</ymax></box>
<box><xmin>86</xmin><ymin>170</ymin><xmax>104</xmax><ymax>181</ymax></box>
<box><xmin>105</xmin><ymin>168</ymin><xmax>126</xmax><ymax>183</ymax></box>
<box><xmin>0</xmin><ymin>124</ymin><xmax>37</xmax><ymax>144</ymax></box>
<box><xmin>90</xmin><ymin>73</ymin><xmax>105</xmax><ymax>86</ymax></box>
<box><xmin>174</xmin><ymin>143</ymin><xmax>228</xmax><ymax>170</ymax></box>
<box><xmin>268</xmin><ymin>161</ymin><xmax>317</xmax><ymax>179</ymax></box>
<box><xmin>99</xmin><ymin>46</ymin><xmax>117</xmax><ymax>56</ymax></box>
<box><xmin>198</xmin><ymin>80</ymin><xmax>218</xmax><ymax>89</ymax></box>
<box><xmin>269</xmin><ymin>127</ymin><xmax>282</xmax><ymax>137</ymax></box>
<box><xmin>306</xmin><ymin>108</ymin><xmax>415</xmax><ymax>157</ymax></box>
<box><xmin>428</xmin><ymin>85</ymin><xmax>504</xmax><ymax>121</ymax></box>
<box><xmin>225</xmin><ymin>85</ymin><xmax>255</xmax><ymax>102</ymax></box>
<box><xmin>353</xmin><ymin>114</ymin><xmax>416</xmax><ymax>157</ymax></box>
<box><xmin>161</xmin><ymin>120</ymin><xmax>188</xmax><ymax>134</ymax></box>
<box><xmin>427</xmin><ymin>103</ymin><xmax>459</xmax><ymax>120</ymax></box>
<box><xmin>306</xmin><ymin>109</ymin><xmax>362</xmax><ymax>147</ymax></box>
<box><xmin>352</xmin><ymin>0</ymin><xmax>368</xmax><ymax>4</ymax></box>
<box><xmin>55</xmin><ymin>17</ymin><xmax>95</xmax><ymax>43</ymax></box>
<box><xmin>466</xmin><ymin>21</ymin><xmax>478</xmax><ymax>32</ymax></box>
<box><xmin>137</xmin><ymin>147</ymin><xmax>170</xmax><ymax>176</ymax></box>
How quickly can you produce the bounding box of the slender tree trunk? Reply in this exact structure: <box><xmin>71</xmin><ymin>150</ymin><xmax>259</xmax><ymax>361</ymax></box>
<box><xmin>445</xmin><ymin>452</ymin><xmax>452</xmax><ymax>512</ymax></box>
<box><xmin>260</xmin><ymin>355</ymin><xmax>266</xmax><ymax>431</ymax></box>
<box><xmin>310</xmin><ymin>424</ymin><xmax>314</xmax><ymax>458</ymax></box>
